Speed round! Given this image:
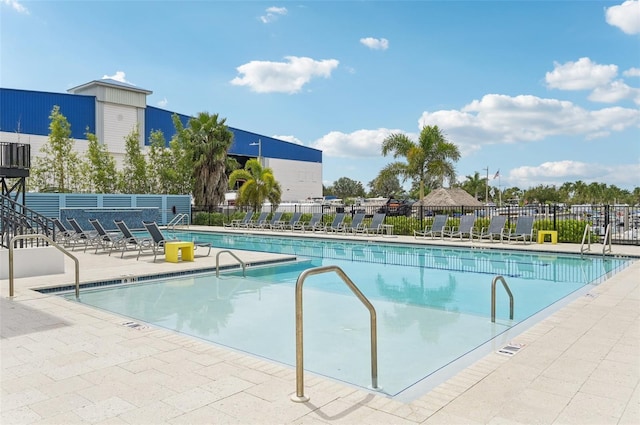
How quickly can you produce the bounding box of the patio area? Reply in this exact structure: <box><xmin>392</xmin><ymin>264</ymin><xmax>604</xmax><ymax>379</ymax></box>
<box><xmin>1</xmin><ymin>228</ymin><xmax>638</xmax><ymax>424</ymax></box>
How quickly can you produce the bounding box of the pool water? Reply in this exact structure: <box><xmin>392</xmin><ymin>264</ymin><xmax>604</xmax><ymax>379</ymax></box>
<box><xmin>65</xmin><ymin>232</ymin><xmax>630</xmax><ymax>397</ymax></box>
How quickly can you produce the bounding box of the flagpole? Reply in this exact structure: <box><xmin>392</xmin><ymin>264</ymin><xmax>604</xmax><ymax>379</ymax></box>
<box><xmin>483</xmin><ymin>167</ymin><xmax>489</xmax><ymax>204</ymax></box>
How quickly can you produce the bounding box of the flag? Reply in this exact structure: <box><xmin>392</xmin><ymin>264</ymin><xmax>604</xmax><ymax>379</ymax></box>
<box><xmin>493</xmin><ymin>170</ymin><xmax>500</xmax><ymax>179</ymax></box>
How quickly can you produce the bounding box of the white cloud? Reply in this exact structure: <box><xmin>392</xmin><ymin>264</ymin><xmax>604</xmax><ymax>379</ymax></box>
<box><xmin>157</xmin><ymin>98</ymin><xmax>168</xmax><ymax>108</ymax></box>
<box><xmin>623</xmin><ymin>67</ymin><xmax>640</xmax><ymax>77</ymax></box>
<box><xmin>230</xmin><ymin>56</ymin><xmax>339</xmax><ymax>94</ymax></box>
<box><xmin>310</xmin><ymin>128</ymin><xmax>405</xmax><ymax>158</ymax></box>
<box><xmin>589</xmin><ymin>80</ymin><xmax>640</xmax><ymax>104</ymax></box>
<box><xmin>545</xmin><ymin>57</ymin><xmax>618</xmax><ymax>90</ymax></box>
<box><xmin>418</xmin><ymin>94</ymin><xmax>640</xmax><ymax>147</ymax></box>
<box><xmin>509</xmin><ymin>160</ymin><xmax>640</xmax><ymax>188</ymax></box>
<box><xmin>272</xmin><ymin>135</ymin><xmax>303</xmax><ymax>145</ymax></box>
<box><xmin>102</xmin><ymin>71</ymin><xmax>131</xmax><ymax>84</ymax></box>
<box><xmin>260</xmin><ymin>6</ymin><xmax>287</xmax><ymax>23</ymax></box>
<box><xmin>546</xmin><ymin>58</ymin><xmax>640</xmax><ymax>104</ymax></box>
<box><xmin>1</xmin><ymin>0</ymin><xmax>28</xmax><ymax>14</ymax></box>
<box><xmin>605</xmin><ymin>0</ymin><xmax>640</xmax><ymax>35</ymax></box>
<box><xmin>360</xmin><ymin>37</ymin><xmax>389</xmax><ymax>50</ymax></box>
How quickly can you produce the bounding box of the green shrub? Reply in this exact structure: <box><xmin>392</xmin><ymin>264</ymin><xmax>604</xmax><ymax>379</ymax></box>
<box><xmin>193</xmin><ymin>212</ymin><xmax>226</xmax><ymax>226</ymax></box>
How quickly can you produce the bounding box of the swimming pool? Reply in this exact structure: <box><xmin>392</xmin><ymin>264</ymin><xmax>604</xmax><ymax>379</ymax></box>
<box><xmin>62</xmin><ymin>231</ymin><xmax>631</xmax><ymax>399</ymax></box>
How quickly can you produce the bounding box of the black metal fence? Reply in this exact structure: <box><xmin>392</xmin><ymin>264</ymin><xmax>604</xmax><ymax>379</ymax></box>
<box><xmin>192</xmin><ymin>203</ymin><xmax>640</xmax><ymax>246</ymax></box>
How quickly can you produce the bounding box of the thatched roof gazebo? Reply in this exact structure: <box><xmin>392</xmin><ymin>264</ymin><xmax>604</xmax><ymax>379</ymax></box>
<box><xmin>414</xmin><ymin>188</ymin><xmax>484</xmax><ymax>208</ymax></box>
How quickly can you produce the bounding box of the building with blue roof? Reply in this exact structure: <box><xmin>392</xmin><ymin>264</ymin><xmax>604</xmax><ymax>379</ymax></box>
<box><xmin>0</xmin><ymin>79</ymin><xmax>323</xmax><ymax>202</ymax></box>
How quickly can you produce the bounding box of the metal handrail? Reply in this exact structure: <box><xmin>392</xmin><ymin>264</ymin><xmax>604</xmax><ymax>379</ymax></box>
<box><xmin>215</xmin><ymin>250</ymin><xmax>246</xmax><ymax>277</ymax></box>
<box><xmin>9</xmin><ymin>234</ymin><xmax>80</xmax><ymax>299</ymax></box>
<box><xmin>491</xmin><ymin>275</ymin><xmax>514</xmax><ymax>323</ymax></box>
<box><xmin>291</xmin><ymin>265</ymin><xmax>379</xmax><ymax>403</ymax></box>
<box><xmin>580</xmin><ymin>224</ymin><xmax>592</xmax><ymax>258</ymax></box>
<box><xmin>580</xmin><ymin>224</ymin><xmax>612</xmax><ymax>258</ymax></box>
<box><xmin>167</xmin><ymin>213</ymin><xmax>189</xmax><ymax>231</ymax></box>
<box><xmin>602</xmin><ymin>223</ymin><xmax>612</xmax><ymax>256</ymax></box>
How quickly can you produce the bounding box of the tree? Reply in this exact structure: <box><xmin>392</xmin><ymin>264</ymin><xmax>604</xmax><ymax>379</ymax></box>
<box><xmin>179</xmin><ymin>112</ymin><xmax>234</xmax><ymax>206</ymax></box>
<box><xmin>502</xmin><ymin>186</ymin><xmax>524</xmax><ymax>204</ymax></box>
<box><xmin>331</xmin><ymin>177</ymin><xmax>366</xmax><ymax>199</ymax></box>
<box><xmin>368</xmin><ymin>170</ymin><xmax>403</xmax><ymax>198</ymax></box>
<box><xmin>30</xmin><ymin>105</ymin><xmax>83</xmax><ymax>192</ymax></box>
<box><xmin>524</xmin><ymin>185</ymin><xmax>562</xmax><ymax>205</ymax></box>
<box><xmin>84</xmin><ymin>130</ymin><xmax>118</xmax><ymax>193</ymax></box>
<box><xmin>381</xmin><ymin>125</ymin><xmax>461</xmax><ymax>202</ymax></box>
<box><xmin>118</xmin><ymin>127</ymin><xmax>149</xmax><ymax>193</ymax></box>
<box><xmin>147</xmin><ymin>130</ymin><xmax>179</xmax><ymax>194</ymax></box>
<box><xmin>461</xmin><ymin>171</ymin><xmax>485</xmax><ymax>200</ymax></box>
<box><xmin>228</xmin><ymin>159</ymin><xmax>282</xmax><ymax>211</ymax></box>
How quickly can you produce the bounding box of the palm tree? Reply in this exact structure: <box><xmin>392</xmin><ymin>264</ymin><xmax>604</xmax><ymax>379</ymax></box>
<box><xmin>181</xmin><ymin>112</ymin><xmax>234</xmax><ymax>207</ymax></box>
<box><xmin>462</xmin><ymin>171</ymin><xmax>485</xmax><ymax>200</ymax></box>
<box><xmin>381</xmin><ymin>125</ymin><xmax>461</xmax><ymax>201</ymax></box>
<box><xmin>229</xmin><ymin>159</ymin><xmax>282</xmax><ymax>211</ymax></box>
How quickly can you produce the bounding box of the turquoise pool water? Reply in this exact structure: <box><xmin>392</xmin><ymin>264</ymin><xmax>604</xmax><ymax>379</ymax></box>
<box><xmin>65</xmin><ymin>231</ymin><xmax>630</xmax><ymax>398</ymax></box>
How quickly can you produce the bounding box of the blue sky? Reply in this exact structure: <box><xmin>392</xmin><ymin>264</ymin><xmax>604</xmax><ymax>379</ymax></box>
<box><xmin>2</xmin><ymin>0</ymin><xmax>639</xmax><ymax>192</ymax></box>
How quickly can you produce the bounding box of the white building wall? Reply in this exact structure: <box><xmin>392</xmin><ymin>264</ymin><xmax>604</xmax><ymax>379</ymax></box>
<box><xmin>102</xmin><ymin>103</ymin><xmax>139</xmax><ymax>154</ymax></box>
<box><xmin>0</xmin><ymin>132</ymin><xmax>89</xmax><ymax>158</ymax></box>
<box><xmin>266</xmin><ymin>157</ymin><xmax>322</xmax><ymax>202</ymax></box>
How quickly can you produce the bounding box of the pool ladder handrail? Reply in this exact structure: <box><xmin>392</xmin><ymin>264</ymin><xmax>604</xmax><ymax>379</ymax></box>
<box><xmin>580</xmin><ymin>223</ymin><xmax>612</xmax><ymax>259</ymax></box>
<box><xmin>215</xmin><ymin>250</ymin><xmax>246</xmax><ymax>277</ymax></box>
<box><xmin>8</xmin><ymin>234</ymin><xmax>80</xmax><ymax>299</ymax></box>
<box><xmin>291</xmin><ymin>265</ymin><xmax>379</xmax><ymax>403</ymax></box>
<box><xmin>580</xmin><ymin>224</ymin><xmax>592</xmax><ymax>258</ymax></box>
<box><xmin>491</xmin><ymin>275</ymin><xmax>514</xmax><ymax>323</ymax></box>
<box><xmin>602</xmin><ymin>223</ymin><xmax>612</xmax><ymax>256</ymax></box>
<box><xmin>167</xmin><ymin>213</ymin><xmax>189</xmax><ymax>231</ymax></box>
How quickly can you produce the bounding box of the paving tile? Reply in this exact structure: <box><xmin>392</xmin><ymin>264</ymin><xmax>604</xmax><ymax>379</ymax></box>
<box><xmin>588</xmin><ymin>358</ymin><xmax>639</xmax><ymax>388</ymax></box>
<box><xmin>117</xmin><ymin>382</ymin><xmax>179</xmax><ymax>408</ymax></box>
<box><xmin>32</xmin><ymin>411</ymin><xmax>88</xmax><ymax>424</ymax></box>
<box><xmin>29</xmin><ymin>392</ymin><xmax>92</xmax><ymax>418</ymax></box>
<box><xmin>117</xmin><ymin>400</ymin><xmax>184</xmax><ymax>424</ymax></box>
<box><xmin>492</xmin><ymin>387</ymin><xmax>570</xmax><ymax>424</ymax></box>
<box><xmin>1</xmin><ymin>388</ymin><xmax>49</xmax><ymax>411</ymax></box>
<box><xmin>167</xmin><ymin>405</ymin><xmax>241</xmax><ymax>424</ymax></box>
<box><xmin>528</xmin><ymin>374</ymin><xmax>582</xmax><ymax>398</ymax></box>
<box><xmin>162</xmin><ymin>387</ymin><xmax>219</xmax><ymax>413</ymax></box>
<box><xmin>554</xmin><ymin>391</ymin><xmax>627</xmax><ymax>424</ymax></box>
<box><xmin>541</xmin><ymin>357</ymin><xmax>599</xmax><ymax>385</ymax></box>
<box><xmin>579</xmin><ymin>375</ymin><xmax>636</xmax><ymax>402</ymax></box>
<box><xmin>0</xmin><ymin>406</ymin><xmax>42</xmax><ymax>425</ymax></box>
<box><xmin>199</xmin><ymin>375</ymin><xmax>256</xmax><ymax>401</ymax></box>
<box><xmin>73</xmin><ymin>396</ymin><xmax>136</xmax><ymax>423</ymax></box>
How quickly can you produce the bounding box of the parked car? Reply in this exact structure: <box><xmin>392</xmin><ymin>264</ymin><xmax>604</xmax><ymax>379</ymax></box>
<box><xmin>377</xmin><ymin>198</ymin><xmax>414</xmax><ymax>217</ymax></box>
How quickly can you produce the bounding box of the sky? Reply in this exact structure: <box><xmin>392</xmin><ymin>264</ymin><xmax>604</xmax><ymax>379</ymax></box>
<box><xmin>1</xmin><ymin>0</ymin><xmax>639</xmax><ymax>193</ymax></box>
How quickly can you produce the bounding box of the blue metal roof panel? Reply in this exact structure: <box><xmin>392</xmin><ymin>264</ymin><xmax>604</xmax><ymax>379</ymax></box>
<box><xmin>144</xmin><ymin>106</ymin><xmax>190</xmax><ymax>144</ymax></box>
<box><xmin>0</xmin><ymin>88</ymin><xmax>95</xmax><ymax>139</ymax></box>
<box><xmin>144</xmin><ymin>107</ymin><xmax>321</xmax><ymax>163</ymax></box>
<box><xmin>229</xmin><ymin>127</ymin><xmax>322</xmax><ymax>163</ymax></box>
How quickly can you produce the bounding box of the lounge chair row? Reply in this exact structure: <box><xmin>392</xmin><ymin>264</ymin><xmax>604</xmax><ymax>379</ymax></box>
<box><xmin>414</xmin><ymin>214</ymin><xmax>536</xmax><ymax>244</ymax></box>
<box><xmin>52</xmin><ymin>217</ymin><xmax>211</xmax><ymax>261</ymax></box>
<box><xmin>224</xmin><ymin>212</ymin><xmax>390</xmax><ymax>235</ymax></box>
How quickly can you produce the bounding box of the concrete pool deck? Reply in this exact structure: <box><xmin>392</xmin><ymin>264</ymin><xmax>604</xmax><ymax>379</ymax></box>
<box><xmin>1</xmin><ymin>227</ymin><xmax>638</xmax><ymax>424</ymax></box>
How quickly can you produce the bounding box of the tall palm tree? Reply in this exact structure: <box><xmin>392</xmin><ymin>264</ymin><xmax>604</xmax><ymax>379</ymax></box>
<box><xmin>229</xmin><ymin>159</ymin><xmax>282</xmax><ymax>211</ymax></box>
<box><xmin>183</xmin><ymin>112</ymin><xmax>234</xmax><ymax>207</ymax></box>
<box><xmin>381</xmin><ymin>125</ymin><xmax>461</xmax><ymax>201</ymax></box>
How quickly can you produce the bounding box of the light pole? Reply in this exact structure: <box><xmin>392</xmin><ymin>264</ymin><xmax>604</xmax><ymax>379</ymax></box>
<box><xmin>249</xmin><ymin>139</ymin><xmax>262</xmax><ymax>166</ymax></box>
